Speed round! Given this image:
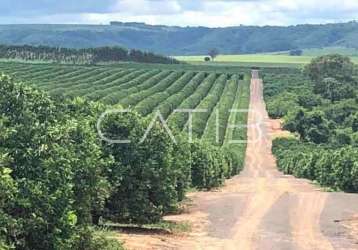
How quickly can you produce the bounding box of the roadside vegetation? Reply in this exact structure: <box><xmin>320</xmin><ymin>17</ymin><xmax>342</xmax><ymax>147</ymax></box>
<box><xmin>264</xmin><ymin>54</ymin><xmax>358</xmax><ymax>192</ymax></box>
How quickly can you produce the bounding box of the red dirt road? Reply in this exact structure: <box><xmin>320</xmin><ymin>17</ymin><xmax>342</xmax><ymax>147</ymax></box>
<box><xmin>119</xmin><ymin>71</ymin><xmax>358</xmax><ymax>250</ymax></box>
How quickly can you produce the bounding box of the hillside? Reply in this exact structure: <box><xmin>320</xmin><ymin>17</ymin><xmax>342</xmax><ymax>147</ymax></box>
<box><xmin>1</xmin><ymin>21</ymin><xmax>358</xmax><ymax>55</ymax></box>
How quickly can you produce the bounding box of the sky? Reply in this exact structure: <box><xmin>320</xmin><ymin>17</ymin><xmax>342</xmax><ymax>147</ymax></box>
<box><xmin>1</xmin><ymin>0</ymin><xmax>357</xmax><ymax>27</ymax></box>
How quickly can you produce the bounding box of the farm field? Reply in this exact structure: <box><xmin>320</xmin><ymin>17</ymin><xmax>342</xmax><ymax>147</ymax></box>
<box><xmin>3</xmin><ymin>2</ymin><xmax>358</xmax><ymax>249</ymax></box>
<box><xmin>176</xmin><ymin>53</ymin><xmax>358</xmax><ymax>67</ymax></box>
<box><xmin>0</xmin><ymin>59</ymin><xmax>253</xmax><ymax>250</ymax></box>
<box><xmin>1</xmin><ymin>55</ymin><xmax>357</xmax><ymax>250</ymax></box>
<box><xmin>0</xmin><ymin>61</ymin><xmax>249</xmax><ymax>143</ymax></box>
<box><xmin>1</xmin><ymin>55</ymin><xmax>358</xmax><ymax>250</ymax></box>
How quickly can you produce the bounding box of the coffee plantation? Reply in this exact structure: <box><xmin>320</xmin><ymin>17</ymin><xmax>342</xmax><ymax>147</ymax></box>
<box><xmin>0</xmin><ymin>62</ymin><xmax>249</xmax><ymax>249</ymax></box>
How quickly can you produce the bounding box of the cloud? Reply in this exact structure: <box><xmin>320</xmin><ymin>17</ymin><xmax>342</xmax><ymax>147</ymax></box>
<box><xmin>113</xmin><ymin>0</ymin><xmax>182</xmax><ymax>15</ymax></box>
<box><xmin>0</xmin><ymin>0</ymin><xmax>118</xmax><ymax>15</ymax></box>
<box><xmin>0</xmin><ymin>0</ymin><xmax>357</xmax><ymax>26</ymax></box>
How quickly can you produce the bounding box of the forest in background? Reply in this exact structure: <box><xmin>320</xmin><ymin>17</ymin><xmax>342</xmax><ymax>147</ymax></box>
<box><xmin>1</xmin><ymin>21</ymin><xmax>358</xmax><ymax>55</ymax></box>
<box><xmin>0</xmin><ymin>45</ymin><xmax>179</xmax><ymax>64</ymax></box>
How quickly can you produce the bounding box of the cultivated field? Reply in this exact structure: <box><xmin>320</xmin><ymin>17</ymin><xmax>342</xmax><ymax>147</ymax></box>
<box><xmin>1</xmin><ymin>55</ymin><xmax>358</xmax><ymax>250</ymax></box>
<box><xmin>176</xmin><ymin>53</ymin><xmax>358</xmax><ymax>67</ymax></box>
<box><xmin>0</xmin><ymin>62</ymin><xmax>249</xmax><ymax>143</ymax></box>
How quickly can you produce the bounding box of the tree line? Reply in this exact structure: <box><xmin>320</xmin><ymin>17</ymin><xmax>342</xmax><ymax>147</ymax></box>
<box><xmin>0</xmin><ymin>45</ymin><xmax>180</xmax><ymax>65</ymax></box>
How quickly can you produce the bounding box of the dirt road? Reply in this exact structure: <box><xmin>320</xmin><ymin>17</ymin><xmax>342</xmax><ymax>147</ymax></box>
<box><xmin>119</xmin><ymin>71</ymin><xmax>358</xmax><ymax>250</ymax></box>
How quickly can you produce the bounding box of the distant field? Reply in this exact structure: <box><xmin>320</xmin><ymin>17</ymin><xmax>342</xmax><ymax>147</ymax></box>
<box><xmin>176</xmin><ymin>52</ymin><xmax>358</xmax><ymax>66</ymax></box>
<box><xmin>176</xmin><ymin>54</ymin><xmax>312</xmax><ymax>65</ymax></box>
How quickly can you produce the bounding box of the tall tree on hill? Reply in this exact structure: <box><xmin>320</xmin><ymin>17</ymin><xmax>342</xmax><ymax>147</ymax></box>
<box><xmin>208</xmin><ymin>48</ymin><xmax>219</xmax><ymax>61</ymax></box>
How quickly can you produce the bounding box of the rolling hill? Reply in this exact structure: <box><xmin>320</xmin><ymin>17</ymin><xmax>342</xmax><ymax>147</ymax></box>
<box><xmin>1</xmin><ymin>21</ymin><xmax>358</xmax><ymax>55</ymax></box>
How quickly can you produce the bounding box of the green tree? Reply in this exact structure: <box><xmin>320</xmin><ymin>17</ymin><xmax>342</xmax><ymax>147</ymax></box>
<box><xmin>297</xmin><ymin>92</ymin><xmax>322</xmax><ymax>109</ymax></box>
<box><xmin>320</xmin><ymin>77</ymin><xmax>354</xmax><ymax>103</ymax></box>
<box><xmin>305</xmin><ymin>54</ymin><xmax>354</xmax><ymax>85</ymax></box>
<box><xmin>332</xmin><ymin>129</ymin><xmax>352</xmax><ymax>146</ymax></box>
<box><xmin>284</xmin><ymin>110</ymin><xmax>330</xmax><ymax>144</ymax></box>
<box><xmin>208</xmin><ymin>48</ymin><xmax>219</xmax><ymax>61</ymax></box>
<box><xmin>323</xmin><ymin>99</ymin><xmax>357</xmax><ymax>125</ymax></box>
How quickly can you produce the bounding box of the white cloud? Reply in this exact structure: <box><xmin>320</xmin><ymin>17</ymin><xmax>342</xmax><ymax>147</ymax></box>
<box><xmin>113</xmin><ymin>0</ymin><xmax>182</xmax><ymax>15</ymax></box>
<box><xmin>1</xmin><ymin>0</ymin><xmax>358</xmax><ymax>26</ymax></box>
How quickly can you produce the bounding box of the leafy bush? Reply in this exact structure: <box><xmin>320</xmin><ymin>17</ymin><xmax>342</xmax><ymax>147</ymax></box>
<box><xmin>332</xmin><ymin>129</ymin><xmax>352</xmax><ymax>146</ymax></box>
<box><xmin>267</xmin><ymin>56</ymin><xmax>358</xmax><ymax>194</ymax></box>
<box><xmin>273</xmin><ymin>138</ymin><xmax>358</xmax><ymax>192</ymax></box>
<box><xmin>190</xmin><ymin>141</ymin><xmax>228</xmax><ymax>189</ymax></box>
<box><xmin>0</xmin><ymin>75</ymin><xmax>116</xmax><ymax>249</ymax></box>
<box><xmin>266</xmin><ymin>91</ymin><xmax>299</xmax><ymax>118</ymax></box>
<box><xmin>73</xmin><ymin>227</ymin><xmax>124</xmax><ymax>250</ymax></box>
<box><xmin>284</xmin><ymin>110</ymin><xmax>330</xmax><ymax>144</ymax></box>
<box><xmin>0</xmin><ymin>166</ymin><xmax>17</xmax><ymax>250</ymax></box>
<box><xmin>100</xmin><ymin>111</ymin><xmax>190</xmax><ymax>224</ymax></box>
<box><xmin>352</xmin><ymin>113</ymin><xmax>358</xmax><ymax>132</ymax></box>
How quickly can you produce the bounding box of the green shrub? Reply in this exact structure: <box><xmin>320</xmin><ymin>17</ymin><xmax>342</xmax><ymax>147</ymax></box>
<box><xmin>0</xmin><ymin>75</ymin><xmax>115</xmax><ymax>249</ymax></box>
<box><xmin>190</xmin><ymin>141</ymin><xmax>228</xmax><ymax>189</ymax></box>
<box><xmin>0</xmin><ymin>166</ymin><xmax>17</xmax><ymax>250</ymax></box>
<box><xmin>273</xmin><ymin>138</ymin><xmax>358</xmax><ymax>192</ymax></box>
<box><xmin>101</xmin><ymin>111</ymin><xmax>189</xmax><ymax>224</ymax></box>
<box><xmin>73</xmin><ymin>227</ymin><xmax>124</xmax><ymax>250</ymax></box>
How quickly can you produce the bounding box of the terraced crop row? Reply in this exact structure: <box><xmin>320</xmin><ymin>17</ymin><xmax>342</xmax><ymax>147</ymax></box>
<box><xmin>202</xmin><ymin>74</ymin><xmax>240</xmax><ymax>145</ymax></box>
<box><xmin>189</xmin><ymin>74</ymin><xmax>228</xmax><ymax>138</ymax></box>
<box><xmin>0</xmin><ymin>62</ymin><xmax>249</xmax><ymax>149</ymax></box>
<box><xmin>135</xmin><ymin>71</ymin><xmax>196</xmax><ymax>116</ymax></box>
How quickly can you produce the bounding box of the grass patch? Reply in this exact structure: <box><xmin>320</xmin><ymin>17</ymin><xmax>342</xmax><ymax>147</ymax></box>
<box><xmin>176</xmin><ymin>53</ymin><xmax>358</xmax><ymax>67</ymax></box>
<box><xmin>85</xmin><ymin>228</ymin><xmax>125</xmax><ymax>250</ymax></box>
<box><xmin>177</xmin><ymin>54</ymin><xmax>313</xmax><ymax>64</ymax></box>
<box><xmin>103</xmin><ymin>220</ymin><xmax>192</xmax><ymax>235</ymax></box>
